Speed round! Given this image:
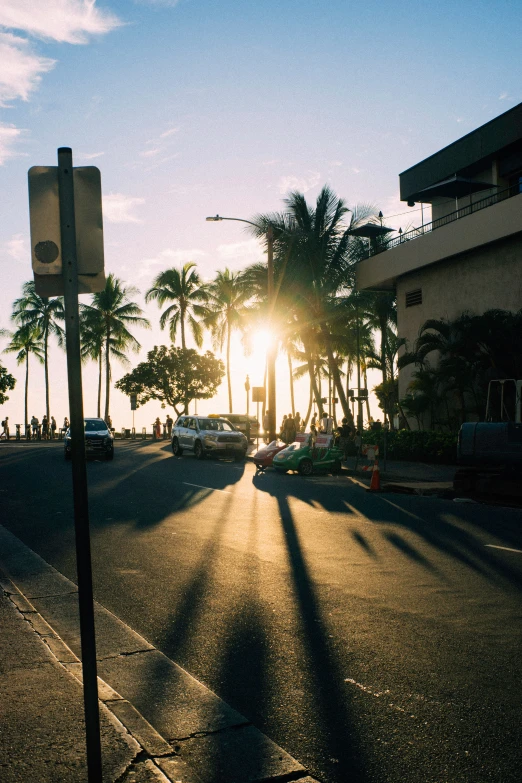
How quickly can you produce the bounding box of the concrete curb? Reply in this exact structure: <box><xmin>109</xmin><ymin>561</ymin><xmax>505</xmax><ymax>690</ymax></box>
<box><xmin>0</xmin><ymin>525</ymin><xmax>319</xmax><ymax>783</ymax></box>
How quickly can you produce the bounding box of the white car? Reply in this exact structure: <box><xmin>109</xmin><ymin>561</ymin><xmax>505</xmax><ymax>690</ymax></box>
<box><xmin>171</xmin><ymin>415</ymin><xmax>248</xmax><ymax>461</ymax></box>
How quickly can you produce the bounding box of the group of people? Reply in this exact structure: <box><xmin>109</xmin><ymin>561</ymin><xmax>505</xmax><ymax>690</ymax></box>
<box><xmin>154</xmin><ymin>415</ymin><xmax>174</xmax><ymax>439</ymax></box>
<box><xmin>259</xmin><ymin>407</ymin><xmax>356</xmax><ymax>460</ymax></box>
<box><xmin>29</xmin><ymin>415</ymin><xmax>60</xmax><ymax>440</ymax></box>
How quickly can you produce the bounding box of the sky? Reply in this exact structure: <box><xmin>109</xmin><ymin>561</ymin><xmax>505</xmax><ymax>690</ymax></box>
<box><xmin>1</xmin><ymin>0</ymin><xmax>521</xmax><ymax>431</ymax></box>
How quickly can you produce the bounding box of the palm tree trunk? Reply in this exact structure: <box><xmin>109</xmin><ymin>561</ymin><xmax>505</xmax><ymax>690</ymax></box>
<box><xmin>44</xmin><ymin>323</ymin><xmax>50</xmax><ymax>422</ymax></box>
<box><xmin>180</xmin><ymin>306</ymin><xmax>186</xmax><ymax>350</ymax></box>
<box><xmin>97</xmin><ymin>351</ymin><xmax>102</xmax><ymax>418</ymax></box>
<box><xmin>322</xmin><ymin>334</ymin><xmax>354</xmax><ymax>427</ymax></box>
<box><xmin>104</xmin><ymin>325</ymin><xmax>110</xmax><ymax>421</ymax></box>
<box><xmin>363</xmin><ymin>366</ymin><xmax>371</xmax><ymax>421</ymax></box>
<box><xmin>226</xmin><ymin>321</ymin><xmax>232</xmax><ymax>413</ymax></box>
<box><xmin>288</xmin><ymin>352</ymin><xmax>295</xmax><ymax>416</ymax></box>
<box><xmin>25</xmin><ymin>352</ymin><xmax>29</xmax><ymax>432</ymax></box>
<box><xmin>303</xmin><ymin>374</ymin><xmax>313</xmax><ymax>428</ymax></box>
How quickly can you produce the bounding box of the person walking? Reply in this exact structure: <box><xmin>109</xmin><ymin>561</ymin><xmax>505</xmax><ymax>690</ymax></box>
<box><xmin>0</xmin><ymin>416</ymin><xmax>9</xmax><ymax>441</ymax></box>
<box><xmin>106</xmin><ymin>414</ymin><xmax>113</xmax><ymax>430</ymax></box>
<box><xmin>31</xmin><ymin>415</ymin><xmax>39</xmax><ymax>439</ymax></box>
<box><xmin>154</xmin><ymin>417</ymin><xmax>162</xmax><ymax>440</ymax></box>
<box><xmin>336</xmin><ymin>417</ymin><xmax>353</xmax><ymax>461</ymax></box>
<box><xmin>166</xmin><ymin>414</ymin><xmax>173</xmax><ymax>438</ymax></box>
<box><xmin>280</xmin><ymin>414</ymin><xmax>288</xmax><ymax>442</ymax></box>
<box><xmin>294</xmin><ymin>412</ymin><xmax>302</xmax><ymax>433</ymax></box>
<box><xmin>41</xmin><ymin>415</ymin><xmax>49</xmax><ymax>440</ymax></box>
<box><xmin>286</xmin><ymin>413</ymin><xmax>296</xmax><ymax>444</ymax></box>
<box><xmin>263</xmin><ymin>410</ymin><xmax>270</xmax><ymax>442</ymax></box>
<box><xmin>50</xmin><ymin>416</ymin><xmax>57</xmax><ymax>440</ymax></box>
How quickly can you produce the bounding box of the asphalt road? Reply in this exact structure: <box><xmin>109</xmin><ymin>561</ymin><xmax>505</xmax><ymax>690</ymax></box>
<box><xmin>1</xmin><ymin>440</ymin><xmax>521</xmax><ymax>783</ymax></box>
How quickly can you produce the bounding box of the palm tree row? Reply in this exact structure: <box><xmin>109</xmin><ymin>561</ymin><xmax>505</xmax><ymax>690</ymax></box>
<box><xmin>3</xmin><ymin>186</ymin><xmax>397</xmax><ymax>428</ymax></box>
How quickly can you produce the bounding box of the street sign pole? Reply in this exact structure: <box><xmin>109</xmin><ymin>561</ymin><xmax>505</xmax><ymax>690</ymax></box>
<box><xmin>58</xmin><ymin>147</ymin><xmax>103</xmax><ymax>781</ymax></box>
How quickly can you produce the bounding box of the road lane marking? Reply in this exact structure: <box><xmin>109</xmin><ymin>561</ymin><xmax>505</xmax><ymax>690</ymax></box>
<box><xmin>183</xmin><ymin>482</ymin><xmax>232</xmax><ymax>494</ymax></box>
<box><xmin>485</xmin><ymin>544</ymin><xmax>522</xmax><ymax>554</ymax></box>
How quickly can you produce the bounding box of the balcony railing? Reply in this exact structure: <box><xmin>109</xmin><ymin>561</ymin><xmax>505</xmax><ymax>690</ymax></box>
<box><xmin>373</xmin><ymin>183</ymin><xmax>521</xmax><ymax>256</ymax></box>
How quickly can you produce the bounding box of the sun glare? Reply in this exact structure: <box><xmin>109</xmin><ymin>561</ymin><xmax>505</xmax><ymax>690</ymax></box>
<box><xmin>251</xmin><ymin>329</ymin><xmax>272</xmax><ymax>358</ymax></box>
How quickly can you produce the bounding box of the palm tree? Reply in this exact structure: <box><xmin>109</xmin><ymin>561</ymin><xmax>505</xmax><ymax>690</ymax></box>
<box><xmin>204</xmin><ymin>268</ymin><xmax>252</xmax><ymax>413</ymax></box>
<box><xmin>79</xmin><ymin>308</ymin><xmax>106</xmax><ymax>417</ymax></box>
<box><xmin>81</xmin><ymin>274</ymin><xmax>150</xmax><ymax>421</ymax></box>
<box><xmin>2</xmin><ymin>324</ymin><xmax>44</xmax><ymax>431</ymax></box>
<box><xmin>11</xmin><ymin>281</ymin><xmax>64</xmax><ymax>422</ymax></box>
<box><xmin>250</xmin><ymin>186</ymin><xmax>375</xmax><ymax>422</ymax></box>
<box><xmin>145</xmin><ymin>262</ymin><xmax>208</xmax><ymax>348</ymax></box>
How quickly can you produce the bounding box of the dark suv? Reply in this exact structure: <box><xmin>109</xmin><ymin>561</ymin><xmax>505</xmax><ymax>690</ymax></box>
<box><xmin>64</xmin><ymin>418</ymin><xmax>114</xmax><ymax>461</ymax></box>
<box><xmin>171</xmin><ymin>415</ymin><xmax>247</xmax><ymax>461</ymax></box>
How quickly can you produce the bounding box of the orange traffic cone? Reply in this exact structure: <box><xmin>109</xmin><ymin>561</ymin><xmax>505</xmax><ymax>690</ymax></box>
<box><xmin>369</xmin><ymin>458</ymin><xmax>381</xmax><ymax>492</ymax></box>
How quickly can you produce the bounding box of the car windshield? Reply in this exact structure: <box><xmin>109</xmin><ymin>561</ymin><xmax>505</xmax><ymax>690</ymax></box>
<box><xmin>285</xmin><ymin>442</ymin><xmax>308</xmax><ymax>451</ymax></box>
<box><xmin>198</xmin><ymin>419</ymin><xmax>234</xmax><ymax>432</ymax></box>
<box><xmin>85</xmin><ymin>420</ymin><xmax>107</xmax><ymax>432</ymax></box>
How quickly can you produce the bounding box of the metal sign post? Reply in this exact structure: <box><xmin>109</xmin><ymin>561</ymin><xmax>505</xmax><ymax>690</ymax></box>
<box><xmin>57</xmin><ymin>147</ymin><xmax>103</xmax><ymax>781</ymax></box>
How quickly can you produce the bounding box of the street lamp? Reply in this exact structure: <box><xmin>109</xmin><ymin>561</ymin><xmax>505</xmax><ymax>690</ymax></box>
<box><xmin>349</xmin><ymin>219</ymin><xmax>394</xmax><ymax>432</ymax></box>
<box><xmin>206</xmin><ymin>215</ymin><xmax>277</xmax><ymax>442</ymax></box>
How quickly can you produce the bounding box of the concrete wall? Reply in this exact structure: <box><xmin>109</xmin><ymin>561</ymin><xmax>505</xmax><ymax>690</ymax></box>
<box><xmin>397</xmin><ymin>232</ymin><xmax>522</xmax><ymax>404</ymax></box>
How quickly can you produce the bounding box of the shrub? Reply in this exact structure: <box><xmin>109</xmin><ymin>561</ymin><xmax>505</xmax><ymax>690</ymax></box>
<box><xmin>360</xmin><ymin>428</ymin><xmax>457</xmax><ymax>464</ymax></box>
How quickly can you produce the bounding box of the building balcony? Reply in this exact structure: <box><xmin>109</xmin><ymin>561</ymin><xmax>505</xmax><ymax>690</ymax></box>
<box><xmin>356</xmin><ymin>186</ymin><xmax>522</xmax><ymax>291</ymax></box>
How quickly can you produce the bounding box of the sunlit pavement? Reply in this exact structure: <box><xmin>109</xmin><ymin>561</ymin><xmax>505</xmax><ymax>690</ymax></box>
<box><xmin>1</xmin><ymin>440</ymin><xmax>522</xmax><ymax>783</ymax></box>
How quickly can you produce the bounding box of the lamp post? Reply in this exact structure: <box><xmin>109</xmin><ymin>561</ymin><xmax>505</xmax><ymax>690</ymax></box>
<box><xmin>349</xmin><ymin>219</ymin><xmax>395</xmax><ymax>433</ymax></box>
<box><xmin>206</xmin><ymin>215</ymin><xmax>276</xmax><ymax>442</ymax></box>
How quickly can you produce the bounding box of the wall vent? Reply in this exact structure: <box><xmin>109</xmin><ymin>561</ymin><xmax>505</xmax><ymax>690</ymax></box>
<box><xmin>405</xmin><ymin>288</ymin><xmax>422</xmax><ymax>307</ymax></box>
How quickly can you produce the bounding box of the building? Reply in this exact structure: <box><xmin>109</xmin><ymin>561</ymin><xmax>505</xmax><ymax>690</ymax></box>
<box><xmin>356</xmin><ymin>102</ymin><xmax>522</xmax><ymax>424</ymax></box>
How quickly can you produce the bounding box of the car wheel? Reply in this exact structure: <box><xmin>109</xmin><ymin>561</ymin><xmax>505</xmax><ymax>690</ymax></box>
<box><xmin>332</xmin><ymin>461</ymin><xmax>342</xmax><ymax>474</ymax></box>
<box><xmin>172</xmin><ymin>438</ymin><xmax>183</xmax><ymax>456</ymax></box>
<box><xmin>106</xmin><ymin>448</ymin><xmax>114</xmax><ymax>461</ymax></box>
<box><xmin>298</xmin><ymin>458</ymin><xmax>313</xmax><ymax>476</ymax></box>
<box><xmin>194</xmin><ymin>440</ymin><xmax>205</xmax><ymax>460</ymax></box>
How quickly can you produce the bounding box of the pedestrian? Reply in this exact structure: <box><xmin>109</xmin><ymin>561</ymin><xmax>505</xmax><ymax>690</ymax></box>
<box><xmin>41</xmin><ymin>415</ymin><xmax>49</xmax><ymax>440</ymax></box>
<box><xmin>245</xmin><ymin>417</ymin><xmax>251</xmax><ymax>442</ymax></box>
<box><xmin>0</xmin><ymin>416</ymin><xmax>9</xmax><ymax>440</ymax></box>
<box><xmin>166</xmin><ymin>414</ymin><xmax>173</xmax><ymax>438</ymax></box>
<box><xmin>31</xmin><ymin>415</ymin><xmax>39</xmax><ymax>438</ymax></box>
<box><xmin>280</xmin><ymin>414</ymin><xmax>288</xmax><ymax>442</ymax></box>
<box><xmin>106</xmin><ymin>414</ymin><xmax>113</xmax><ymax>430</ymax></box>
<box><xmin>294</xmin><ymin>411</ymin><xmax>302</xmax><ymax>433</ymax></box>
<box><xmin>50</xmin><ymin>416</ymin><xmax>57</xmax><ymax>440</ymax></box>
<box><xmin>286</xmin><ymin>413</ymin><xmax>296</xmax><ymax>444</ymax></box>
<box><xmin>311</xmin><ymin>412</ymin><xmax>317</xmax><ymax>430</ymax></box>
<box><xmin>336</xmin><ymin>417</ymin><xmax>353</xmax><ymax>461</ymax></box>
<box><xmin>263</xmin><ymin>409</ymin><xmax>270</xmax><ymax>442</ymax></box>
<box><xmin>154</xmin><ymin>417</ymin><xmax>161</xmax><ymax>439</ymax></box>
<box><xmin>63</xmin><ymin>416</ymin><xmax>69</xmax><ymax>431</ymax></box>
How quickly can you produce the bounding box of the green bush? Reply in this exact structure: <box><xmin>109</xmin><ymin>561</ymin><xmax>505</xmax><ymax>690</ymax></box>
<box><xmin>360</xmin><ymin>429</ymin><xmax>457</xmax><ymax>464</ymax></box>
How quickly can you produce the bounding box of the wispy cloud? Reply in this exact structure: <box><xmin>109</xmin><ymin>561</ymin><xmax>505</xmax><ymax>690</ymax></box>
<box><xmin>140</xmin><ymin>147</ymin><xmax>160</xmax><ymax>158</ymax></box>
<box><xmin>0</xmin><ymin>1</ymin><xmax>122</xmax><ymax>45</ymax></box>
<box><xmin>216</xmin><ymin>239</ymin><xmax>263</xmax><ymax>266</ymax></box>
<box><xmin>159</xmin><ymin>126</ymin><xmax>179</xmax><ymax>139</ymax></box>
<box><xmin>128</xmin><ymin>247</ymin><xmax>207</xmax><ymax>281</ymax></box>
<box><xmin>5</xmin><ymin>232</ymin><xmax>29</xmax><ymax>262</ymax></box>
<box><xmin>0</xmin><ymin>122</ymin><xmax>26</xmax><ymax>164</ymax></box>
<box><xmin>78</xmin><ymin>150</ymin><xmax>104</xmax><ymax>160</ymax></box>
<box><xmin>499</xmin><ymin>91</ymin><xmax>513</xmax><ymax>101</ymax></box>
<box><xmin>0</xmin><ymin>32</ymin><xmax>54</xmax><ymax>105</ymax></box>
<box><xmin>278</xmin><ymin>171</ymin><xmax>320</xmax><ymax>195</ymax></box>
<box><xmin>103</xmin><ymin>193</ymin><xmax>145</xmax><ymax>223</ymax></box>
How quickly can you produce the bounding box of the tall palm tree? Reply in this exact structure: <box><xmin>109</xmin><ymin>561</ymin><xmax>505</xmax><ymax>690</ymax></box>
<box><xmin>11</xmin><ymin>281</ymin><xmax>64</xmax><ymax>422</ymax></box>
<box><xmin>81</xmin><ymin>274</ymin><xmax>150</xmax><ymax>421</ymax></box>
<box><xmin>79</xmin><ymin>308</ymin><xmax>106</xmax><ymax>417</ymax></box>
<box><xmin>2</xmin><ymin>324</ymin><xmax>44</xmax><ymax>431</ymax></box>
<box><xmin>145</xmin><ymin>262</ymin><xmax>208</xmax><ymax>348</ymax></box>
<box><xmin>204</xmin><ymin>268</ymin><xmax>252</xmax><ymax>413</ymax></box>
<box><xmin>250</xmin><ymin>186</ymin><xmax>375</xmax><ymax>422</ymax></box>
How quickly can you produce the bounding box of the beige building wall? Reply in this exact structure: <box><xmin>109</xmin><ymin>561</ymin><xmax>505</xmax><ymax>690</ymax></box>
<box><xmin>397</xmin><ymin>232</ymin><xmax>522</xmax><ymax>401</ymax></box>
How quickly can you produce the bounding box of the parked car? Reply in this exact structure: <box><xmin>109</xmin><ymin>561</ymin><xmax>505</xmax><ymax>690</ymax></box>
<box><xmin>64</xmin><ymin>417</ymin><xmax>114</xmax><ymax>461</ymax></box>
<box><xmin>272</xmin><ymin>433</ymin><xmax>343</xmax><ymax>476</ymax></box>
<box><xmin>209</xmin><ymin>413</ymin><xmax>259</xmax><ymax>442</ymax></box>
<box><xmin>172</xmin><ymin>415</ymin><xmax>248</xmax><ymax>461</ymax></box>
<box><xmin>252</xmin><ymin>440</ymin><xmax>288</xmax><ymax>474</ymax></box>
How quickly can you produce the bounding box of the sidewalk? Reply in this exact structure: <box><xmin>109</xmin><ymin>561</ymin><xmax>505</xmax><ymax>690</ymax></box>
<box><xmin>344</xmin><ymin>455</ymin><xmax>456</xmax><ymax>496</ymax></box>
<box><xmin>0</xmin><ymin>524</ymin><xmax>316</xmax><ymax>783</ymax></box>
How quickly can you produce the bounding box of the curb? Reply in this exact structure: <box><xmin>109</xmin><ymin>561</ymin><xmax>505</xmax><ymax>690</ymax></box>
<box><xmin>0</xmin><ymin>528</ymin><xmax>320</xmax><ymax>783</ymax></box>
